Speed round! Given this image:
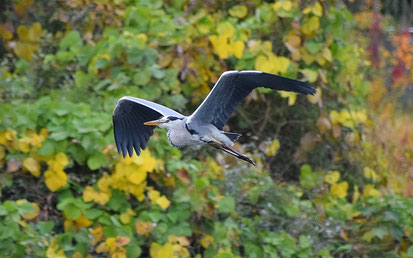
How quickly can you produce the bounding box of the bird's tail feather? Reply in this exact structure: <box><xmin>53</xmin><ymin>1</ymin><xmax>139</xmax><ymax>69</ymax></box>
<box><xmin>209</xmin><ymin>142</ymin><xmax>255</xmax><ymax>165</ymax></box>
<box><xmin>223</xmin><ymin>132</ymin><xmax>241</xmax><ymax>142</ymax></box>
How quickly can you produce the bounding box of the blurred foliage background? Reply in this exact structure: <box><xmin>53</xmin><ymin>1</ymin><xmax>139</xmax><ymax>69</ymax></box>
<box><xmin>0</xmin><ymin>0</ymin><xmax>413</xmax><ymax>257</ymax></box>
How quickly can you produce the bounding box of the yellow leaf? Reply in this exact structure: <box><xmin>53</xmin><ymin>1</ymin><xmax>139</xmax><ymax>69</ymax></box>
<box><xmin>266</xmin><ymin>138</ymin><xmax>280</xmax><ymax>156</ymax></box>
<box><xmin>83</xmin><ymin>186</ymin><xmax>110</xmax><ymax>205</ymax></box>
<box><xmin>230</xmin><ymin>40</ymin><xmax>244</xmax><ymax>59</ymax></box>
<box><xmin>120</xmin><ymin>213</ymin><xmax>131</xmax><ymax>224</ymax></box>
<box><xmin>83</xmin><ymin>186</ymin><xmax>95</xmax><ymax>202</ymax></box>
<box><xmin>201</xmin><ymin>234</ymin><xmax>214</xmax><ymax>248</ymax></box>
<box><xmin>307</xmin><ymin>87</ymin><xmax>322</xmax><ymax>105</ymax></box>
<box><xmin>168</xmin><ymin>235</ymin><xmax>190</xmax><ymax>246</ymax></box>
<box><xmin>156</xmin><ymin>196</ymin><xmax>170</xmax><ymax>210</ymax></box>
<box><xmin>150</xmin><ymin>242</ymin><xmax>174</xmax><ymax>258</ymax></box>
<box><xmin>17</xmin><ymin>25</ymin><xmax>29</xmax><ymax>41</ymax></box>
<box><xmin>112</xmin><ymin>252</ymin><xmax>127</xmax><ymax>258</ymax></box>
<box><xmin>209</xmin><ymin>35</ymin><xmax>231</xmax><ymax>59</ymax></box>
<box><xmin>148</xmin><ymin>189</ymin><xmax>161</xmax><ymax>204</ymax></box>
<box><xmin>72</xmin><ymin>252</ymin><xmax>83</xmax><ymax>258</ymax></box>
<box><xmin>330</xmin><ymin>181</ymin><xmax>349</xmax><ymax>198</ymax></box>
<box><xmin>105</xmin><ymin>237</ymin><xmax>117</xmax><ymax>254</ymax></box>
<box><xmin>24</xmin><ymin>202</ymin><xmax>40</xmax><ymax>220</ymax></box>
<box><xmin>75</xmin><ymin>215</ymin><xmax>92</xmax><ymax>229</ymax></box>
<box><xmin>217</xmin><ymin>21</ymin><xmax>235</xmax><ymax>38</ymax></box>
<box><xmin>18</xmin><ymin>138</ymin><xmax>31</xmax><ymax>153</ymax></box>
<box><xmin>22</xmin><ymin>157</ymin><xmax>40</xmax><ymax>177</ymax></box>
<box><xmin>96</xmin><ymin>242</ymin><xmax>108</xmax><ymax>253</ymax></box>
<box><xmin>5</xmin><ymin>130</ymin><xmax>16</xmax><ymax>141</ymax></box>
<box><xmin>128</xmin><ymin>170</ymin><xmax>147</xmax><ymax>185</ymax></box>
<box><xmin>163</xmin><ymin>175</ymin><xmax>176</xmax><ymax>187</ymax></box>
<box><xmin>329</xmin><ymin>110</ymin><xmax>340</xmax><ymax>124</ymax></box>
<box><xmin>64</xmin><ymin>220</ymin><xmax>73</xmax><ymax>231</ymax></box>
<box><xmin>46</xmin><ymin>238</ymin><xmax>66</xmax><ymax>258</ymax></box>
<box><xmin>136</xmin><ymin>221</ymin><xmax>154</xmax><ymax>237</ymax></box>
<box><xmin>13</xmin><ymin>0</ymin><xmax>34</xmax><ymax>17</ymax></box>
<box><xmin>312</xmin><ymin>2</ymin><xmax>323</xmax><ymax>17</ymax></box>
<box><xmin>284</xmin><ymin>33</ymin><xmax>301</xmax><ymax>60</ymax></box>
<box><xmin>0</xmin><ymin>25</ymin><xmax>13</xmax><ymax>40</ymax></box>
<box><xmin>322</xmin><ymin>48</ymin><xmax>332</xmax><ymax>62</ymax></box>
<box><xmin>44</xmin><ymin>169</ymin><xmax>67</xmax><ymax>192</ymax></box>
<box><xmin>28</xmin><ymin>22</ymin><xmax>42</xmax><ymax>42</ymax></box>
<box><xmin>132</xmin><ymin>149</ymin><xmax>157</xmax><ymax>172</ymax></box>
<box><xmin>301</xmin><ymin>16</ymin><xmax>320</xmax><ymax>36</ymax></box>
<box><xmin>55</xmin><ymin>152</ymin><xmax>69</xmax><ymax>167</ymax></box>
<box><xmin>229</xmin><ymin>5</ymin><xmax>248</xmax><ymax>18</ymax></box>
<box><xmin>91</xmin><ymin>226</ymin><xmax>103</xmax><ymax>245</ymax></box>
<box><xmin>273</xmin><ymin>1</ymin><xmax>292</xmax><ymax>11</ymax></box>
<box><xmin>206</xmin><ymin>157</ymin><xmax>223</xmax><ymax>179</ymax></box>
<box><xmin>303</xmin><ymin>2</ymin><xmax>323</xmax><ymax>17</ymax></box>
<box><xmin>279</xmin><ymin>91</ymin><xmax>297</xmax><ymax>106</ymax></box>
<box><xmin>269</xmin><ymin>54</ymin><xmax>291</xmax><ymax>74</ymax></box>
<box><xmin>363</xmin><ymin>167</ymin><xmax>379</xmax><ymax>182</ymax></box>
<box><xmin>255</xmin><ymin>55</ymin><xmax>274</xmax><ymax>73</ymax></box>
<box><xmin>362</xmin><ymin>184</ymin><xmax>381</xmax><ymax>198</ymax></box>
<box><xmin>352</xmin><ymin>185</ymin><xmax>360</xmax><ymax>203</ymax></box>
<box><xmin>39</xmin><ymin>128</ymin><xmax>49</xmax><ymax>139</ymax></box>
<box><xmin>324</xmin><ymin>171</ymin><xmax>340</xmax><ymax>185</ymax></box>
<box><xmin>301</xmin><ymin>69</ymin><xmax>318</xmax><ymax>83</ymax></box>
<box><xmin>0</xmin><ymin>146</ymin><xmax>5</xmax><ymax>163</ymax></box>
<box><xmin>362</xmin><ymin>229</ymin><xmax>375</xmax><ymax>242</ymax></box>
<box><xmin>116</xmin><ymin>236</ymin><xmax>130</xmax><ymax>247</ymax></box>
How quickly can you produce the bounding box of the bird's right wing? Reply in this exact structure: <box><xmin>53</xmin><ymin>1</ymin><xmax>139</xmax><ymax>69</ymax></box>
<box><xmin>188</xmin><ymin>71</ymin><xmax>316</xmax><ymax>130</ymax></box>
<box><xmin>113</xmin><ymin>96</ymin><xmax>184</xmax><ymax>157</ymax></box>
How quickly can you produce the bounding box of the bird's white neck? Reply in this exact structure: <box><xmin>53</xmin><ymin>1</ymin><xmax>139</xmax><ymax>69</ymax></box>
<box><xmin>161</xmin><ymin>119</ymin><xmax>202</xmax><ymax>147</ymax></box>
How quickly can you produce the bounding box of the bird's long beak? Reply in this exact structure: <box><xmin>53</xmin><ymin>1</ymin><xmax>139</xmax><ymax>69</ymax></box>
<box><xmin>144</xmin><ymin>119</ymin><xmax>164</xmax><ymax>126</ymax></box>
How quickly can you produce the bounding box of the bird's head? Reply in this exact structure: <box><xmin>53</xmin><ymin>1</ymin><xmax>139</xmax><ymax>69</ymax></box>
<box><xmin>144</xmin><ymin>116</ymin><xmax>183</xmax><ymax>129</ymax></box>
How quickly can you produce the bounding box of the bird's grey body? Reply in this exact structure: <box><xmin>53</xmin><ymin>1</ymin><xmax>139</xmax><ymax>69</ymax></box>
<box><xmin>160</xmin><ymin>117</ymin><xmax>234</xmax><ymax>148</ymax></box>
<box><xmin>113</xmin><ymin>70</ymin><xmax>316</xmax><ymax>165</ymax></box>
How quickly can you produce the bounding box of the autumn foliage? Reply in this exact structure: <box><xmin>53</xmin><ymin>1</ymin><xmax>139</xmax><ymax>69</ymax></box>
<box><xmin>0</xmin><ymin>0</ymin><xmax>413</xmax><ymax>257</ymax></box>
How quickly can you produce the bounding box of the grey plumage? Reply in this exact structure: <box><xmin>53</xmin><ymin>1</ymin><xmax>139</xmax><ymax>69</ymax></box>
<box><xmin>113</xmin><ymin>70</ymin><xmax>316</xmax><ymax>165</ymax></box>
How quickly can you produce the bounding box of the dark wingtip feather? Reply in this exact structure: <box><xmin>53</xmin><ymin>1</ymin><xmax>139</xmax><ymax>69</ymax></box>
<box><xmin>300</xmin><ymin>81</ymin><xmax>317</xmax><ymax>95</ymax></box>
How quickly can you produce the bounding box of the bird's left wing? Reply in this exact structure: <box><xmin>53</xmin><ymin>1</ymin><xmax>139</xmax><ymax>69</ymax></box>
<box><xmin>113</xmin><ymin>96</ymin><xmax>184</xmax><ymax>157</ymax></box>
<box><xmin>188</xmin><ymin>71</ymin><xmax>316</xmax><ymax>130</ymax></box>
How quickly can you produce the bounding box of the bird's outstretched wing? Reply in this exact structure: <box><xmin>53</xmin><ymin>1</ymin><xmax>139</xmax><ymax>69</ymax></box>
<box><xmin>113</xmin><ymin>96</ymin><xmax>184</xmax><ymax>157</ymax></box>
<box><xmin>188</xmin><ymin>71</ymin><xmax>316</xmax><ymax>130</ymax></box>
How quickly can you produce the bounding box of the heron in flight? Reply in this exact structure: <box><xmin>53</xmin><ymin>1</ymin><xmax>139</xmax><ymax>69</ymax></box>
<box><xmin>113</xmin><ymin>71</ymin><xmax>316</xmax><ymax>165</ymax></box>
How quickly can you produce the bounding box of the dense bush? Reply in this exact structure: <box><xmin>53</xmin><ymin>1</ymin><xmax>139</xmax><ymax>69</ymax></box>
<box><xmin>0</xmin><ymin>0</ymin><xmax>412</xmax><ymax>257</ymax></box>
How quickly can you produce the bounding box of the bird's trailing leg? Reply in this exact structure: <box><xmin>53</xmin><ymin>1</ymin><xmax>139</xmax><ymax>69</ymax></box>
<box><xmin>208</xmin><ymin>142</ymin><xmax>255</xmax><ymax>166</ymax></box>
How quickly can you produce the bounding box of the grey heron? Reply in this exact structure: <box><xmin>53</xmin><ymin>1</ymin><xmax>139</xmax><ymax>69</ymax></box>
<box><xmin>113</xmin><ymin>70</ymin><xmax>316</xmax><ymax>165</ymax></box>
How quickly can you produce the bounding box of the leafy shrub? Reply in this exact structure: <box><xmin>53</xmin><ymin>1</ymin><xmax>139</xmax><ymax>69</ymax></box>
<box><xmin>0</xmin><ymin>0</ymin><xmax>413</xmax><ymax>257</ymax></box>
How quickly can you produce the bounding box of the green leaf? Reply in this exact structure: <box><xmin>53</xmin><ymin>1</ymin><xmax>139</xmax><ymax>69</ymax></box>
<box><xmin>126</xmin><ymin>243</ymin><xmax>142</xmax><ymax>258</ymax></box>
<box><xmin>305</xmin><ymin>40</ymin><xmax>323</xmax><ymax>54</ymax></box>
<box><xmin>372</xmin><ymin>226</ymin><xmax>388</xmax><ymax>239</ymax></box>
<box><xmin>218</xmin><ymin>196</ymin><xmax>235</xmax><ymax>213</ymax></box>
<box><xmin>85</xmin><ymin>208</ymin><xmax>103</xmax><ymax>220</ymax></box>
<box><xmin>37</xmin><ymin>221</ymin><xmax>54</xmax><ymax>235</ymax></box>
<box><xmin>107</xmin><ymin>190</ymin><xmax>130</xmax><ymax>212</ymax></box>
<box><xmin>0</xmin><ymin>205</ymin><xmax>8</xmax><ymax>216</ymax></box>
<box><xmin>63</xmin><ymin>203</ymin><xmax>82</xmax><ymax>220</ymax></box>
<box><xmin>37</xmin><ymin>139</ymin><xmax>55</xmax><ymax>156</ymax></box>
<box><xmin>195</xmin><ymin>177</ymin><xmax>209</xmax><ymax>190</ymax></box>
<box><xmin>244</xmin><ymin>241</ymin><xmax>264</xmax><ymax>258</ymax></box>
<box><xmin>133</xmin><ymin>69</ymin><xmax>151</xmax><ymax>86</ymax></box>
<box><xmin>87</xmin><ymin>152</ymin><xmax>107</xmax><ymax>170</ymax></box>
<box><xmin>299</xmin><ymin>164</ymin><xmax>321</xmax><ymax>189</ymax></box>
<box><xmin>60</xmin><ymin>31</ymin><xmax>82</xmax><ymax>50</ymax></box>
<box><xmin>17</xmin><ymin>201</ymin><xmax>35</xmax><ymax>215</ymax></box>
<box><xmin>299</xmin><ymin>235</ymin><xmax>311</xmax><ymax>249</ymax></box>
<box><xmin>216</xmin><ymin>252</ymin><xmax>235</xmax><ymax>258</ymax></box>
<box><xmin>407</xmin><ymin>246</ymin><xmax>413</xmax><ymax>258</ymax></box>
<box><xmin>167</xmin><ymin>222</ymin><xmax>192</xmax><ymax>236</ymax></box>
